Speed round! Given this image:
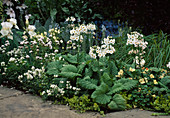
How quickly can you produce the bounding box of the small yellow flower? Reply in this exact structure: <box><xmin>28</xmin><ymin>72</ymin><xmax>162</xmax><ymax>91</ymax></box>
<box><xmin>129</xmin><ymin>67</ymin><xmax>135</xmax><ymax>72</ymax></box>
<box><xmin>152</xmin><ymin>94</ymin><xmax>156</xmax><ymax>97</ymax></box>
<box><xmin>139</xmin><ymin>78</ymin><xmax>145</xmax><ymax>84</ymax></box>
<box><xmin>153</xmin><ymin>80</ymin><xmax>158</xmax><ymax>84</ymax></box>
<box><xmin>118</xmin><ymin>69</ymin><xmax>124</xmax><ymax>76</ymax></box>
<box><xmin>129</xmin><ymin>77</ymin><xmax>133</xmax><ymax>80</ymax></box>
<box><xmin>150</xmin><ymin>74</ymin><xmax>154</xmax><ymax>78</ymax></box>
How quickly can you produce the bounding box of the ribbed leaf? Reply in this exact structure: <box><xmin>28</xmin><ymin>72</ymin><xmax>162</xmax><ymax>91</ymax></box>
<box><xmin>102</xmin><ymin>72</ymin><xmax>112</xmax><ymax>87</ymax></box>
<box><xmin>91</xmin><ymin>82</ymin><xmax>111</xmax><ymax>104</ymax></box>
<box><xmin>108</xmin><ymin>94</ymin><xmax>126</xmax><ymax>110</ymax></box>
<box><xmin>61</xmin><ymin>65</ymin><xmax>77</xmax><ymax>73</ymax></box>
<box><xmin>108</xmin><ymin>78</ymin><xmax>138</xmax><ymax>95</ymax></box>
<box><xmin>63</xmin><ymin>54</ymin><xmax>77</xmax><ymax>64</ymax></box>
<box><xmin>78</xmin><ymin>63</ymin><xmax>86</xmax><ymax>74</ymax></box>
<box><xmin>47</xmin><ymin>61</ymin><xmax>62</xmax><ymax>75</ymax></box>
<box><xmin>77</xmin><ymin>76</ymin><xmax>98</xmax><ymax>89</ymax></box>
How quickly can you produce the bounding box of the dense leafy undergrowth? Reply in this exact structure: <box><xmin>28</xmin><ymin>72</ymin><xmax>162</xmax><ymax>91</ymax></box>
<box><xmin>0</xmin><ymin>0</ymin><xmax>170</xmax><ymax>115</ymax></box>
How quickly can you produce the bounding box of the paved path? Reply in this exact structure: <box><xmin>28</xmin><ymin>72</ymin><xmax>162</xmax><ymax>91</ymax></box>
<box><xmin>0</xmin><ymin>86</ymin><xmax>169</xmax><ymax>118</ymax></box>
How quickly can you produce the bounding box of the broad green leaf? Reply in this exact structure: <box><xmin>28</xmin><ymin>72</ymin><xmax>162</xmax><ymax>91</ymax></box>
<box><xmin>47</xmin><ymin>61</ymin><xmax>62</xmax><ymax>75</ymax></box>
<box><xmin>78</xmin><ymin>63</ymin><xmax>86</xmax><ymax>74</ymax></box>
<box><xmin>77</xmin><ymin>76</ymin><xmax>98</xmax><ymax>89</ymax></box>
<box><xmin>91</xmin><ymin>60</ymin><xmax>99</xmax><ymax>72</ymax></box>
<box><xmin>91</xmin><ymin>82</ymin><xmax>111</xmax><ymax>104</ymax></box>
<box><xmin>102</xmin><ymin>72</ymin><xmax>112</xmax><ymax>87</ymax></box>
<box><xmin>85</xmin><ymin>68</ymin><xmax>93</xmax><ymax>77</ymax></box>
<box><xmin>108</xmin><ymin>78</ymin><xmax>138</xmax><ymax>95</ymax></box>
<box><xmin>61</xmin><ymin>65</ymin><xmax>77</xmax><ymax>73</ymax></box>
<box><xmin>108</xmin><ymin>94</ymin><xmax>126</xmax><ymax>110</ymax></box>
<box><xmin>63</xmin><ymin>54</ymin><xmax>77</xmax><ymax>64</ymax></box>
<box><xmin>59</xmin><ymin>72</ymin><xmax>81</xmax><ymax>78</ymax></box>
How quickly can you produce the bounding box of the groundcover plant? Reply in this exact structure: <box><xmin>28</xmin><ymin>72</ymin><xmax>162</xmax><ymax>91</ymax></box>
<box><xmin>0</xmin><ymin>0</ymin><xmax>169</xmax><ymax>115</ymax></box>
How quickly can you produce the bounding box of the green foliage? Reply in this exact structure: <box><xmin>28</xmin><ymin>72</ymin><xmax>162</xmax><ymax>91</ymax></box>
<box><xmin>108</xmin><ymin>78</ymin><xmax>138</xmax><ymax>95</ymax></box>
<box><xmin>108</xmin><ymin>94</ymin><xmax>126</xmax><ymax>110</ymax></box>
<box><xmin>101</xmin><ymin>72</ymin><xmax>112</xmax><ymax>87</ymax></box>
<box><xmin>151</xmin><ymin>95</ymin><xmax>170</xmax><ymax>114</ymax></box>
<box><xmin>144</xmin><ymin>31</ymin><xmax>170</xmax><ymax>68</ymax></box>
<box><xmin>91</xmin><ymin>82</ymin><xmax>112</xmax><ymax>104</ymax></box>
<box><xmin>59</xmin><ymin>72</ymin><xmax>81</xmax><ymax>79</ymax></box>
<box><xmin>65</xmin><ymin>95</ymin><xmax>102</xmax><ymax>113</ymax></box>
<box><xmin>61</xmin><ymin>65</ymin><xmax>77</xmax><ymax>73</ymax></box>
<box><xmin>0</xmin><ymin>1</ymin><xmax>3</xmax><ymax>21</ymax></box>
<box><xmin>24</xmin><ymin>0</ymin><xmax>102</xmax><ymax>24</ymax></box>
<box><xmin>77</xmin><ymin>76</ymin><xmax>98</xmax><ymax>90</ymax></box>
<box><xmin>63</xmin><ymin>54</ymin><xmax>78</xmax><ymax>64</ymax></box>
<box><xmin>47</xmin><ymin>61</ymin><xmax>63</xmax><ymax>75</ymax></box>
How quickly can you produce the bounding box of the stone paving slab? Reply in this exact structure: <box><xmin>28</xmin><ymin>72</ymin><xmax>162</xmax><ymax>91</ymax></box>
<box><xmin>0</xmin><ymin>86</ymin><xmax>170</xmax><ymax>118</ymax></box>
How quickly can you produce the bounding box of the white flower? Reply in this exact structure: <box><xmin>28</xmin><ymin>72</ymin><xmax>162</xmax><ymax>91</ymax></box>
<box><xmin>26</xmin><ymin>55</ymin><xmax>30</xmax><ymax>58</ymax></box>
<box><xmin>9</xmin><ymin>57</ymin><xmax>15</xmax><ymax>62</ymax></box>
<box><xmin>66</xmin><ymin>17</ymin><xmax>70</xmax><ymax>21</ymax></box>
<box><xmin>54</xmin><ymin>75</ymin><xmax>58</xmax><ymax>77</ymax></box>
<box><xmin>27</xmin><ymin>25</ymin><xmax>36</xmax><ymax>31</ymax></box>
<box><xmin>26</xmin><ymin>73</ymin><xmax>33</xmax><ymax>79</ymax></box>
<box><xmin>1</xmin><ymin>62</ymin><xmax>5</xmax><ymax>66</ymax></box>
<box><xmin>16</xmin><ymin>4</ymin><xmax>28</xmax><ymax>10</ymax></box>
<box><xmin>42</xmin><ymin>91</ymin><xmax>46</xmax><ymax>95</ymax></box>
<box><xmin>140</xmin><ymin>59</ymin><xmax>145</xmax><ymax>67</ymax></box>
<box><xmin>6</xmin><ymin>8</ymin><xmax>15</xmax><ymax>18</ymax></box>
<box><xmin>70</xmin><ymin>16</ymin><xmax>76</xmax><ymax>22</ymax></box>
<box><xmin>28</xmin><ymin>31</ymin><xmax>36</xmax><ymax>38</ymax></box>
<box><xmin>167</xmin><ymin>62</ymin><xmax>170</xmax><ymax>68</ymax></box>
<box><xmin>3</xmin><ymin>0</ymin><xmax>14</xmax><ymax>6</ymax></box>
<box><xmin>9</xmin><ymin>18</ymin><xmax>19</xmax><ymax>29</ymax></box>
<box><xmin>1</xmin><ymin>22</ymin><xmax>13</xmax><ymax>30</ymax></box>
<box><xmin>87</xmin><ymin>23</ymin><xmax>96</xmax><ymax>31</ymax></box>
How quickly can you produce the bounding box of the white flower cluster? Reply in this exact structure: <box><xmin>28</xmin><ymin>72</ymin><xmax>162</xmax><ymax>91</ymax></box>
<box><xmin>0</xmin><ymin>18</ymin><xmax>19</xmax><ymax>39</ymax></box>
<box><xmin>126</xmin><ymin>31</ymin><xmax>148</xmax><ymax>67</ymax></box>
<box><xmin>126</xmin><ymin>31</ymin><xmax>148</xmax><ymax>49</ymax></box>
<box><xmin>0</xmin><ymin>40</ymin><xmax>10</xmax><ymax>53</ymax></box>
<box><xmin>18</xmin><ymin>66</ymin><xmax>45</xmax><ymax>82</ymax></box>
<box><xmin>70</xmin><ymin>23</ymin><xmax>96</xmax><ymax>41</ymax></box>
<box><xmin>89</xmin><ymin>36</ymin><xmax>116</xmax><ymax>59</ymax></box>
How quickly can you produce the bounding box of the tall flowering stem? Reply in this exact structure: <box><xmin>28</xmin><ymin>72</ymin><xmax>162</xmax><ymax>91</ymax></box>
<box><xmin>126</xmin><ymin>31</ymin><xmax>148</xmax><ymax>69</ymax></box>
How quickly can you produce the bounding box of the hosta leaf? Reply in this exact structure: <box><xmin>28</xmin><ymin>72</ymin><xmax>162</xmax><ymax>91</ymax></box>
<box><xmin>59</xmin><ymin>72</ymin><xmax>81</xmax><ymax>78</ymax></box>
<box><xmin>61</xmin><ymin>65</ymin><xmax>77</xmax><ymax>73</ymax></box>
<box><xmin>77</xmin><ymin>76</ymin><xmax>98</xmax><ymax>89</ymax></box>
<box><xmin>91</xmin><ymin>82</ymin><xmax>111</xmax><ymax>104</ymax></box>
<box><xmin>108</xmin><ymin>94</ymin><xmax>126</xmax><ymax>110</ymax></box>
